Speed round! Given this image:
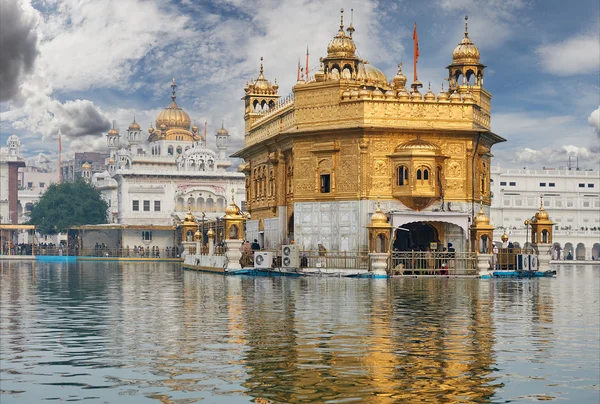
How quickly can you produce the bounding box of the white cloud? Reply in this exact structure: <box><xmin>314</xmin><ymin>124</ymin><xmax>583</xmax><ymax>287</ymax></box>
<box><xmin>512</xmin><ymin>145</ymin><xmax>596</xmax><ymax>165</ymax></box>
<box><xmin>537</xmin><ymin>33</ymin><xmax>600</xmax><ymax>76</ymax></box>
<box><xmin>588</xmin><ymin>106</ymin><xmax>600</xmax><ymax>135</ymax></box>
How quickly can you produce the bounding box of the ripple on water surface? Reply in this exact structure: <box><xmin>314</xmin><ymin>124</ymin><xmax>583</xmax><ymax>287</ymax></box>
<box><xmin>1</xmin><ymin>261</ymin><xmax>599</xmax><ymax>403</ymax></box>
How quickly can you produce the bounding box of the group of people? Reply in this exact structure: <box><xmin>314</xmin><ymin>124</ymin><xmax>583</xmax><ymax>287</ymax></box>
<box><xmin>240</xmin><ymin>239</ymin><xmax>262</xmax><ymax>266</ymax></box>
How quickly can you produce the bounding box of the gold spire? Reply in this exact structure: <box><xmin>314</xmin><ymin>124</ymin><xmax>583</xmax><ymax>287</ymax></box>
<box><xmin>346</xmin><ymin>8</ymin><xmax>355</xmax><ymax>37</ymax></box>
<box><xmin>171</xmin><ymin>78</ymin><xmax>177</xmax><ymax>101</ymax></box>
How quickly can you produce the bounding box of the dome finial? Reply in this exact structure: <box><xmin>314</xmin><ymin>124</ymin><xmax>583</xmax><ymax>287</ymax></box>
<box><xmin>339</xmin><ymin>8</ymin><xmax>344</xmax><ymax>31</ymax></box>
<box><xmin>171</xmin><ymin>78</ymin><xmax>177</xmax><ymax>101</ymax></box>
<box><xmin>346</xmin><ymin>8</ymin><xmax>355</xmax><ymax>37</ymax></box>
<box><xmin>231</xmin><ymin>188</ymin><xmax>235</xmax><ymax>204</ymax></box>
<box><xmin>539</xmin><ymin>194</ymin><xmax>544</xmax><ymax>210</ymax></box>
<box><xmin>221</xmin><ymin>119</ymin><xmax>224</xmax><ymax>129</ymax></box>
<box><xmin>464</xmin><ymin>15</ymin><xmax>469</xmax><ymax>37</ymax></box>
<box><xmin>260</xmin><ymin>57</ymin><xmax>264</xmax><ymax>75</ymax></box>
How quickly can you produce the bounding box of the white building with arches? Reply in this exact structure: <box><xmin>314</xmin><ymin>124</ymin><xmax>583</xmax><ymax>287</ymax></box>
<box><xmin>91</xmin><ymin>79</ymin><xmax>245</xmax><ymax>250</ymax></box>
<box><xmin>490</xmin><ymin>165</ymin><xmax>600</xmax><ymax>260</ymax></box>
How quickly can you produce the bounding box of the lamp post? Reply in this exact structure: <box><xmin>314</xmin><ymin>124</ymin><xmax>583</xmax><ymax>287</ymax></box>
<box><xmin>202</xmin><ymin>210</ymin><xmax>206</xmax><ymax>253</ymax></box>
<box><xmin>523</xmin><ymin>216</ymin><xmax>534</xmax><ymax>253</ymax></box>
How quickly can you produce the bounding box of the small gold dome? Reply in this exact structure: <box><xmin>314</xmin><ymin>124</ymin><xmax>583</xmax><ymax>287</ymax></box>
<box><xmin>424</xmin><ymin>83</ymin><xmax>436</xmax><ymax>101</ymax></box>
<box><xmin>371</xmin><ymin>204</ymin><xmax>388</xmax><ymax>225</ymax></box>
<box><xmin>372</xmin><ymin>88</ymin><xmax>384</xmax><ymax>99</ymax></box>
<box><xmin>452</xmin><ymin>16</ymin><xmax>481</xmax><ymax>64</ymax></box>
<box><xmin>217</xmin><ymin>122</ymin><xmax>229</xmax><ymax>136</ymax></box>
<box><xmin>224</xmin><ymin>189</ymin><xmax>242</xmax><ymax>217</ymax></box>
<box><xmin>207</xmin><ymin>227</ymin><xmax>215</xmax><ymax>238</ymax></box>
<box><xmin>128</xmin><ymin>119</ymin><xmax>140</xmax><ymax>130</ymax></box>
<box><xmin>82</xmin><ymin>162</ymin><xmax>91</xmax><ymax>170</ymax></box>
<box><xmin>474</xmin><ymin>206</ymin><xmax>490</xmax><ymax>226</ymax></box>
<box><xmin>191</xmin><ymin>125</ymin><xmax>198</xmax><ymax>133</ymax></box>
<box><xmin>184</xmin><ymin>210</ymin><xmax>195</xmax><ymax>223</ymax></box>
<box><xmin>314</xmin><ymin>64</ymin><xmax>325</xmax><ymax>82</ymax></box>
<box><xmin>535</xmin><ymin>198</ymin><xmax>550</xmax><ymax>221</ymax></box>
<box><xmin>385</xmin><ymin>89</ymin><xmax>396</xmax><ymax>99</ymax></box>
<box><xmin>108</xmin><ymin>157</ymin><xmax>115</xmax><ymax>165</ymax></box>
<box><xmin>437</xmin><ymin>84</ymin><xmax>449</xmax><ymax>101</ymax></box>
<box><xmin>463</xmin><ymin>89</ymin><xmax>474</xmax><ymax>103</ymax></box>
<box><xmin>342</xmin><ymin>88</ymin><xmax>351</xmax><ymax>99</ymax></box>
<box><xmin>410</xmin><ymin>89</ymin><xmax>423</xmax><ymax>101</ymax></box>
<box><xmin>359</xmin><ymin>86</ymin><xmax>371</xmax><ymax>99</ymax></box>
<box><xmin>194</xmin><ymin>229</ymin><xmax>202</xmax><ymax>241</ymax></box>
<box><xmin>350</xmin><ymin>88</ymin><xmax>360</xmax><ymax>99</ymax></box>
<box><xmin>148</xmin><ymin>126</ymin><xmax>154</xmax><ymax>134</ymax></box>
<box><xmin>450</xmin><ymin>91</ymin><xmax>462</xmax><ymax>103</ymax></box>
<box><xmin>248</xmin><ymin>57</ymin><xmax>278</xmax><ymax>95</ymax></box>
<box><xmin>393</xmin><ymin>63</ymin><xmax>407</xmax><ymax>88</ymax></box>
<box><xmin>272</xmin><ymin>79</ymin><xmax>279</xmax><ymax>91</ymax></box>
<box><xmin>501</xmin><ymin>232</ymin><xmax>509</xmax><ymax>243</ymax></box>
<box><xmin>397</xmin><ymin>88</ymin><xmax>410</xmax><ymax>100</ymax></box>
<box><xmin>108</xmin><ymin>127</ymin><xmax>119</xmax><ymax>136</ymax></box>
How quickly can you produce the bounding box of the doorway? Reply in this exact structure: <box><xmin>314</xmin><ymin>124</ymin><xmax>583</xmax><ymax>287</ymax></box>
<box><xmin>393</xmin><ymin>222</ymin><xmax>439</xmax><ymax>251</ymax></box>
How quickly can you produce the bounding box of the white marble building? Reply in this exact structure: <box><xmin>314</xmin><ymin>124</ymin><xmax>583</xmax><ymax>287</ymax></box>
<box><xmin>490</xmin><ymin>165</ymin><xmax>600</xmax><ymax>260</ymax></box>
<box><xmin>92</xmin><ymin>79</ymin><xmax>245</xmax><ymax>234</ymax></box>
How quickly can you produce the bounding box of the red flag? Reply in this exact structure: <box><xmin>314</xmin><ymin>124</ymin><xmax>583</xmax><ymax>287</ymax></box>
<box><xmin>413</xmin><ymin>22</ymin><xmax>419</xmax><ymax>82</ymax></box>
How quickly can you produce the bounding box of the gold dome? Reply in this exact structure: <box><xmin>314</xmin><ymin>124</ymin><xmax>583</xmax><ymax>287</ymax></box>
<box><xmin>452</xmin><ymin>16</ymin><xmax>481</xmax><ymax>64</ymax></box>
<box><xmin>397</xmin><ymin>88</ymin><xmax>410</xmax><ymax>100</ymax></box>
<box><xmin>370</xmin><ymin>201</ymin><xmax>388</xmax><ymax>225</ymax></box>
<box><xmin>501</xmin><ymin>231</ymin><xmax>509</xmax><ymax>243</ymax></box>
<box><xmin>410</xmin><ymin>89</ymin><xmax>423</xmax><ymax>100</ymax></box>
<box><xmin>194</xmin><ymin>229</ymin><xmax>202</xmax><ymax>241</ymax></box>
<box><xmin>474</xmin><ymin>206</ymin><xmax>490</xmax><ymax>226</ymax></box>
<box><xmin>359</xmin><ymin>86</ymin><xmax>371</xmax><ymax>99</ymax></box>
<box><xmin>327</xmin><ymin>10</ymin><xmax>356</xmax><ymax>58</ymax></box>
<box><xmin>463</xmin><ymin>89</ymin><xmax>474</xmax><ymax>103</ymax></box>
<box><xmin>108</xmin><ymin>121</ymin><xmax>119</xmax><ymax>136</ymax></box>
<box><xmin>207</xmin><ymin>227</ymin><xmax>215</xmax><ymax>238</ymax></box>
<box><xmin>128</xmin><ymin>118</ymin><xmax>140</xmax><ymax>130</ymax></box>
<box><xmin>224</xmin><ymin>189</ymin><xmax>242</xmax><ymax>217</ymax></box>
<box><xmin>450</xmin><ymin>90</ymin><xmax>462</xmax><ymax>102</ymax></box>
<box><xmin>535</xmin><ymin>198</ymin><xmax>550</xmax><ymax>221</ymax></box>
<box><xmin>191</xmin><ymin>125</ymin><xmax>198</xmax><ymax>133</ymax></box>
<box><xmin>184</xmin><ymin>210</ymin><xmax>196</xmax><ymax>223</ymax></box>
<box><xmin>82</xmin><ymin>162</ymin><xmax>91</xmax><ymax>170</ymax></box>
<box><xmin>393</xmin><ymin>63</ymin><xmax>407</xmax><ymax>88</ymax></box>
<box><xmin>315</xmin><ymin>62</ymin><xmax>325</xmax><ymax>82</ymax></box>
<box><xmin>424</xmin><ymin>83</ymin><xmax>436</xmax><ymax>101</ymax></box>
<box><xmin>148</xmin><ymin>126</ymin><xmax>154</xmax><ymax>134</ymax></box>
<box><xmin>155</xmin><ymin>79</ymin><xmax>191</xmax><ymax>131</ymax></box>
<box><xmin>108</xmin><ymin>157</ymin><xmax>115</xmax><ymax>165</ymax></box>
<box><xmin>385</xmin><ymin>89</ymin><xmax>396</xmax><ymax>99</ymax></box>
<box><xmin>217</xmin><ymin>122</ymin><xmax>229</xmax><ymax>136</ymax></box>
<box><xmin>372</xmin><ymin>87</ymin><xmax>384</xmax><ymax>99</ymax></box>
<box><xmin>247</xmin><ymin>57</ymin><xmax>278</xmax><ymax>95</ymax></box>
<box><xmin>356</xmin><ymin>61</ymin><xmax>388</xmax><ymax>84</ymax></box>
<box><xmin>437</xmin><ymin>83</ymin><xmax>449</xmax><ymax>101</ymax></box>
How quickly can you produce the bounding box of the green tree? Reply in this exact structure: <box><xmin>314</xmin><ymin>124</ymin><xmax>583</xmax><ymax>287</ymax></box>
<box><xmin>28</xmin><ymin>179</ymin><xmax>108</xmax><ymax>234</ymax></box>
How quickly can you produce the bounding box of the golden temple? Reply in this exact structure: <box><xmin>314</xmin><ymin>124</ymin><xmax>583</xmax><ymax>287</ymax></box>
<box><xmin>232</xmin><ymin>12</ymin><xmax>505</xmax><ymax>253</ymax></box>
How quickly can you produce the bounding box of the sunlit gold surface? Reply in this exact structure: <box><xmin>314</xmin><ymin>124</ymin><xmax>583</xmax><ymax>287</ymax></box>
<box><xmin>233</xmin><ymin>14</ymin><xmax>504</xmax><ymax>225</ymax></box>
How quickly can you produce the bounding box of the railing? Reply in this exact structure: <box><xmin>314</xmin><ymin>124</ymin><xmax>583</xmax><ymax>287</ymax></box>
<box><xmin>299</xmin><ymin>250</ymin><xmax>370</xmax><ymax>270</ymax></box>
<box><xmin>33</xmin><ymin>246</ymin><xmax>183</xmax><ymax>258</ymax></box>
<box><xmin>185</xmin><ymin>246</ymin><xmax>226</xmax><ymax>256</ymax></box>
<box><xmin>390</xmin><ymin>251</ymin><xmax>477</xmax><ymax>275</ymax></box>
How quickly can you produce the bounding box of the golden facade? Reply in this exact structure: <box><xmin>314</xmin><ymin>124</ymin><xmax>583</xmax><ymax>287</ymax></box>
<box><xmin>233</xmin><ymin>13</ymin><xmax>505</xmax><ymax>251</ymax></box>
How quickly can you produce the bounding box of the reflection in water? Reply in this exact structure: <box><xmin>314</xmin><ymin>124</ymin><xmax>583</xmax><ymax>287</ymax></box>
<box><xmin>1</xmin><ymin>261</ymin><xmax>599</xmax><ymax>403</ymax></box>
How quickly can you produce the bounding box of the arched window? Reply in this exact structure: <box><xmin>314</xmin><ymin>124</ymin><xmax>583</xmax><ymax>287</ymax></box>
<box><xmin>423</xmin><ymin>169</ymin><xmax>429</xmax><ymax>180</ymax></box>
<box><xmin>541</xmin><ymin>230</ymin><xmax>549</xmax><ymax>243</ymax></box>
<box><xmin>168</xmin><ymin>146</ymin><xmax>174</xmax><ymax>155</ymax></box>
<box><xmin>397</xmin><ymin>165</ymin><xmax>409</xmax><ymax>186</ymax></box>
<box><xmin>417</xmin><ymin>169</ymin><xmax>422</xmax><ymax>180</ymax></box>
<box><xmin>196</xmin><ymin>197</ymin><xmax>205</xmax><ymax>212</ymax></box>
<box><xmin>206</xmin><ymin>198</ymin><xmax>214</xmax><ymax>212</ymax></box>
<box><xmin>176</xmin><ymin>197</ymin><xmax>184</xmax><ymax>211</ymax></box>
<box><xmin>176</xmin><ymin>146</ymin><xmax>182</xmax><ymax>155</ymax></box>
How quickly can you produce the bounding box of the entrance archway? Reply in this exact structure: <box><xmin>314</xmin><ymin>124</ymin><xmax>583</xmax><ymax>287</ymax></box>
<box><xmin>393</xmin><ymin>222</ymin><xmax>439</xmax><ymax>251</ymax></box>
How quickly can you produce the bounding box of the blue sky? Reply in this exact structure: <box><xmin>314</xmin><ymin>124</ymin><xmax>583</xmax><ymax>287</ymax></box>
<box><xmin>1</xmin><ymin>0</ymin><xmax>598</xmax><ymax>169</ymax></box>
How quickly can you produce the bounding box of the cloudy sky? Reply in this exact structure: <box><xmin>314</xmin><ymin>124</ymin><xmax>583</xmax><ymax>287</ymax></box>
<box><xmin>1</xmin><ymin>0</ymin><xmax>599</xmax><ymax>169</ymax></box>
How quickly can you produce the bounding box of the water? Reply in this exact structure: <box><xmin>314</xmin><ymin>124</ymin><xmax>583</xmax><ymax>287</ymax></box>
<box><xmin>1</xmin><ymin>261</ymin><xmax>598</xmax><ymax>403</ymax></box>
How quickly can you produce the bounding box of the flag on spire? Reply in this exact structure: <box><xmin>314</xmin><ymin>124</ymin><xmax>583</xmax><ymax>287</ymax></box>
<box><xmin>413</xmin><ymin>22</ymin><xmax>419</xmax><ymax>82</ymax></box>
<box><xmin>297</xmin><ymin>58</ymin><xmax>301</xmax><ymax>81</ymax></box>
